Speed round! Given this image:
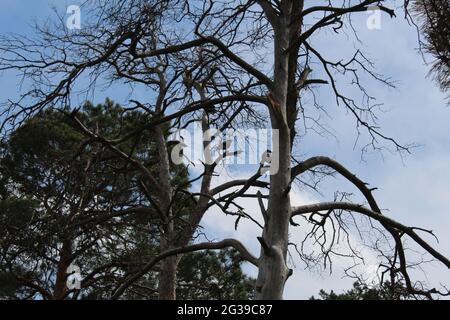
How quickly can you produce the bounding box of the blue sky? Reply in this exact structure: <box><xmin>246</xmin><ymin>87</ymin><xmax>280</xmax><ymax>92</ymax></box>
<box><xmin>0</xmin><ymin>1</ymin><xmax>449</xmax><ymax>299</ymax></box>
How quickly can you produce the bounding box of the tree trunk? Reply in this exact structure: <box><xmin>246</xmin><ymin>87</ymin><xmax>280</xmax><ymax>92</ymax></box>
<box><xmin>53</xmin><ymin>240</ymin><xmax>72</xmax><ymax>300</ymax></box>
<box><xmin>158</xmin><ymin>254</ymin><xmax>180</xmax><ymax>300</ymax></box>
<box><xmin>255</xmin><ymin>12</ymin><xmax>293</xmax><ymax>299</ymax></box>
<box><xmin>154</xmin><ymin>124</ymin><xmax>180</xmax><ymax>300</ymax></box>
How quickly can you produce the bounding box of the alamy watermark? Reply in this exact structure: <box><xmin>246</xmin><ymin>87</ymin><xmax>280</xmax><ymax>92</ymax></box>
<box><xmin>169</xmin><ymin>122</ymin><xmax>280</xmax><ymax>175</ymax></box>
<box><xmin>66</xmin><ymin>5</ymin><xmax>81</xmax><ymax>30</ymax></box>
<box><xmin>64</xmin><ymin>3</ymin><xmax>397</xmax><ymax>32</ymax></box>
<box><xmin>367</xmin><ymin>6</ymin><xmax>382</xmax><ymax>30</ymax></box>
<box><xmin>66</xmin><ymin>264</ymin><xmax>82</xmax><ymax>290</ymax></box>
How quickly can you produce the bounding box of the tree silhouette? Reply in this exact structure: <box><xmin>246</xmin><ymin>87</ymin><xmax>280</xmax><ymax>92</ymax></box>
<box><xmin>0</xmin><ymin>1</ymin><xmax>449</xmax><ymax>300</ymax></box>
<box><xmin>311</xmin><ymin>281</ymin><xmax>408</xmax><ymax>300</ymax></box>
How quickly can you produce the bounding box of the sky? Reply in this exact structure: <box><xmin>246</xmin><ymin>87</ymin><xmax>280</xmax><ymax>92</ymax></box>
<box><xmin>0</xmin><ymin>0</ymin><xmax>449</xmax><ymax>299</ymax></box>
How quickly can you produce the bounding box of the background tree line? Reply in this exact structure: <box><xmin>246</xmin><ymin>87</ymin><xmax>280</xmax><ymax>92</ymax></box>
<box><xmin>0</xmin><ymin>100</ymin><xmax>254</xmax><ymax>300</ymax></box>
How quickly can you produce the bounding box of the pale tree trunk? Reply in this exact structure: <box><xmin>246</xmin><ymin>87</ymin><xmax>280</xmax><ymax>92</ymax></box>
<box><xmin>255</xmin><ymin>2</ymin><xmax>300</xmax><ymax>299</ymax></box>
<box><xmin>157</xmin><ymin>111</ymin><xmax>214</xmax><ymax>299</ymax></box>
<box><xmin>153</xmin><ymin>124</ymin><xmax>179</xmax><ymax>300</ymax></box>
<box><xmin>154</xmin><ymin>77</ymin><xmax>215</xmax><ymax>299</ymax></box>
<box><xmin>254</xmin><ymin>125</ymin><xmax>292</xmax><ymax>300</ymax></box>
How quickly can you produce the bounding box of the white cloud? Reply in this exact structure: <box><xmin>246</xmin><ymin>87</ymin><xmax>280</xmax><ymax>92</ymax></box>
<box><xmin>200</xmin><ymin>170</ymin><xmax>383</xmax><ymax>299</ymax></box>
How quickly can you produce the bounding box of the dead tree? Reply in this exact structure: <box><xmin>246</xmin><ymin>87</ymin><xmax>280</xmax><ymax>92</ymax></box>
<box><xmin>0</xmin><ymin>0</ymin><xmax>449</xmax><ymax>300</ymax></box>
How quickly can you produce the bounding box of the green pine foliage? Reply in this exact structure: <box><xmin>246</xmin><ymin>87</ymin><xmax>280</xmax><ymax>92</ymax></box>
<box><xmin>0</xmin><ymin>99</ymin><xmax>254</xmax><ymax>300</ymax></box>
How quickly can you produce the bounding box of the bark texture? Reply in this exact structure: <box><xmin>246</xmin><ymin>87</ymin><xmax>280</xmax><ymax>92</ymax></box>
<box><xmin>255</xmin><ymin>2</ymin><xmax>301</xmax><ymax>299</ymax></box>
